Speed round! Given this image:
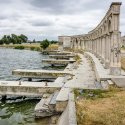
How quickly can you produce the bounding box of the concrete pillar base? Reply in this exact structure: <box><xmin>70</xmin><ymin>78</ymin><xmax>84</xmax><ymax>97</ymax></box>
<box><xmin>95</xmin><ymin>53</ymin><xmax>98</xmax><ymax>58</ymax></box>
<box><xmin>98</xmin><ymin>56</ymin><xmax>102</xmax><ymax>60</ymax></box>
<box><xmin>100</xmin><ymin>58</ymin><xmax>104</xmax><ymax>64</ymax></box>
<box><xmin>110</xmin><ymin>66</ymin><xmax>121</xmax><ymax>76</ymax></box>
<box><xmin>96</xmin><ymin>54</ymin><xmax>100</xmax><ymax>58</ymax></box>
<box><xmin>104</xmin><ymin>61</ymin><xmax>110</xmax><ymax>69</ymax></box>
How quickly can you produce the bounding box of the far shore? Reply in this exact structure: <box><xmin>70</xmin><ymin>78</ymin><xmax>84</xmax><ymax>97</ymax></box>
<box><xmin>0</xmin><ymin>43</ymin><xmax>59</xmax><ymax>51</ymax></box>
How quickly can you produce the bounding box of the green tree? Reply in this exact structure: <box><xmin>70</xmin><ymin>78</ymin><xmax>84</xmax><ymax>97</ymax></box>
<box><xmin>40</xmin><ymin>39</ymin><xmax>49</xmax><ymax>50</ymax></box>
<box><xmin>11</xmin><ymin>34</ymin><xmax>18</xmax><ymax>44</ymax></box>
<box><xmin>33</xmin><ymin>39</ymin><xmax>36</xmax><ymax>43</ymax></box>
<box><xmin>1</xmin><ymin>35</ymin><xmax>10</xmax><ymax>44</ymax></box>
<box><xmin>19</xmin><ymin>34</ymin><xmax>28</xmax><ymax>43</ymax></box>
<box><xmin>0</xmin><ymin>40</ymin><xmax>3</xmax><ymax>45</ymax></box>
<box><xmin>50</xmin><ymin>40</ymin><xmax>58</xmax><ymax>44</ymax></box>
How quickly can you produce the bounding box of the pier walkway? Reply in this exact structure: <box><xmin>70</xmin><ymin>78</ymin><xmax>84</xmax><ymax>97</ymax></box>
<box><xmin>12</xmin><ymin>69</ymin><xmax>72</xmax><ymax>79</ymax></box>
<box><xmin>42</xmin><ymin>59</ymin><xmax>75</xmax><ymax>65</ymax></box>
<box><xmin>0</xmin><ymin>80</ymin><xmax>64</xmax><ymax>96</ymax></box>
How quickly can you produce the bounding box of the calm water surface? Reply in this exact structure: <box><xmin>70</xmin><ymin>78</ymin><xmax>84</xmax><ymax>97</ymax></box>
<box><xmin>0</xmin><ymin>48</ymin><xmax>50</xmax><ymax>125</ymax></box>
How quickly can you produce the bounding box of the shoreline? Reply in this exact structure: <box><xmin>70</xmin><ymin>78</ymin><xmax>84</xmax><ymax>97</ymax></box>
<box><xmin>0</xmin><ymin>43</ymin><xmax>59</xmax><ymax>52</ymax></box>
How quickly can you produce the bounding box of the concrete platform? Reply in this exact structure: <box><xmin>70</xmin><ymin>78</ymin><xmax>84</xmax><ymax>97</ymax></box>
<box><xmin>49</xmin><ymin>55</ymin><xmax>74</xmax><ymax>59</ymax></box>
<box><xmin>42</xmin><ymin>59</ymin><xmax>75</xmax><ymax>66</ymax></box>
<box><xmin>42</xmin><ymin>50</ymin><xmax>72</xmax><ymax>55</ymax></box>
<box><xmin>64</xmin><ymin>54</ymin><xmax>96</xmax><ymax>89</ymax></box>
<box><xmin>0</xmin><ymin>81</ymin><xmax>63</xmax><ymax>96</ymax></box>
<box><xmin>49</xmin><ymin>52</ymin><xmax>72</xmax><ymax>55</ymax></box>
<box><xmin>12</xmin><ymin>69</ymin><xmax>73</xmax><ymax>79</ymax></box>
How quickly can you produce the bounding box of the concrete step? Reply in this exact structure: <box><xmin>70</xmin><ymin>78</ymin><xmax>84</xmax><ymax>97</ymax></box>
<box><xmin>107</xmin><ymin>80</ymin><xmax>114</xmax><ymax>85</ymax></box>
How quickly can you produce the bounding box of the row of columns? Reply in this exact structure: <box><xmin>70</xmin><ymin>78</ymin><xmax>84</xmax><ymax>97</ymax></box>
<box><xmin>84</xmin><ymin>30</ymin><xmax>121</xmax><ymax>75</ymax></box>
<box><xmin>67</xmin><ymin>2</ymin><xmax>122</xmax><ymax>76</ymax></box>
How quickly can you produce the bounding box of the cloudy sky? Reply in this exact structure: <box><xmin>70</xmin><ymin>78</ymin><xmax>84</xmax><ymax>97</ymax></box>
<box><xmin>0</xmin><ymin>0</ymin><xmax>124</xmax><ymax>40</ymax></box>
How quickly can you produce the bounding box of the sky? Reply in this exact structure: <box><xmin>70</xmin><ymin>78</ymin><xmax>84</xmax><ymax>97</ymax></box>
<box><xmin>0</xmin><ymin>0</ymin><xmax>125</xmax><ymax>41</ymax></box>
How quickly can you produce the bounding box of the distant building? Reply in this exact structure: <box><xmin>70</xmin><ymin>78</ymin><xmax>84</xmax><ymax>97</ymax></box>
<box><xmin>58</xmin><ymin>36</ymin><xmax>71</xmax><ymax>50</ymax></box>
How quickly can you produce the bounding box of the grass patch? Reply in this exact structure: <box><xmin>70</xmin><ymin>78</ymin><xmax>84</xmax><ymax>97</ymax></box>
<box><xmin>47</xmin><ymin>44</ymin><xmax>59</xmax><ymax>51</ymax></box>
<box><xmin>14</xmin><ymin>45</ymin><xmax>25</xmax><ymax>50</ymax></box>
<box><xmin>75</xmin><ymin>86</ymin><xmax>125</xmax><ymax>125</ymax></box>
<box><xmin>30</xmin><ymin>46</ymin><xmax>40</xmax><ymax>51</ymax></box>
<box><xmin>74</xmin><ymin>54</ymin><xmax>81</xmax><ymax>63</ymax></box>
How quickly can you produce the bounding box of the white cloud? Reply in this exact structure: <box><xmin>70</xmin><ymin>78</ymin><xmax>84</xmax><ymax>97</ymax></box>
<box><xmin>0</xmin><ymin>0</ymin><xmax>125</xmax><ymax>40</ymax></box>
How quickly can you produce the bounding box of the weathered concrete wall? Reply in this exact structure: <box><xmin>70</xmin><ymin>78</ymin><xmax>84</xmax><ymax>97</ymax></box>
<box><xmin>59</xmin><ymin>2</ymin><xmax>122</xmax><ymax>76</ymax></box>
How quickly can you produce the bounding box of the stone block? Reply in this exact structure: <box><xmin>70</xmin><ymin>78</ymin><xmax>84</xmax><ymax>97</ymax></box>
<box><xmin>111</xmin><ymin>78</ymin><xmax>125</xmax><ymax>87</ymax></box>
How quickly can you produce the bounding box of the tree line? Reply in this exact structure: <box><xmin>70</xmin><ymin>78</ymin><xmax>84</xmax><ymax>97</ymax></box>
<box><xmin>0</xmin><ymin>34</ymin><xmax>28</xmax><ymax>45</ymax></box>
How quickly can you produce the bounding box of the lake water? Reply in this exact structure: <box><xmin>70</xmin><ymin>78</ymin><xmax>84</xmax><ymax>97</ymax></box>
<box><xmin>0</xmin><ymin>48</ymin><xmax>51</xmax><ymax>125</ymax></box>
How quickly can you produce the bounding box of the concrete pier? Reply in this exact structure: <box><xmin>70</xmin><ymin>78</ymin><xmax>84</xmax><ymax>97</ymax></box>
<box><xmin>0</xmin><ymin>81</ymin><xmax>63</xmax><ymax>96</ymax></box>
<box><xmin>49</xmin><ymin>55</ymin><xmax>75</xmax><ymax>59</ymax></box>
<box><xmin>12</xmin><ymin>69</ymin><xmax>73</xmax><ymax>79</ymax></box>
<box><xmin>42</xmin><ymin>59</ymin><xmax>76</xmax><ymax>66</ymax></box>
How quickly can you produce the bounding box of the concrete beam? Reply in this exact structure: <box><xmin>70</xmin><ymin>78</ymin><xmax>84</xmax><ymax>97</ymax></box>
<box><xmin>12</xmin><ymin>69</ymin><xmax>73</xmax><ymax>79</ymax></box>
<box><xmin>42</xmin><ymin>59</ymin><xmax>75</xmax><ymax>65</ymax></box>
<box><xmin>0</xmin><ymin>81</ymin><xmax>63</xmax><ymax>96</ymax></box>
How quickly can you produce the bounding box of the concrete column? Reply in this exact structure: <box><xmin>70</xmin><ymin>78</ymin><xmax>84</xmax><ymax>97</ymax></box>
<box><xmin>84</xmin><ymin>41</ymin><xmax>86</xmax><ymax>50</ymax></box>
<box><xmin>105</xmin><ymin>35</ymin><xmax>110</xmax><ymax>68</ymax></box>
<box><xmin>110</xmin><ymin>32</ymin><xmax>121</xmax><ymax>75</ymax></box>
<box><xmin>92</xmin><ymin>40</ymin><xmax>94</xmax><ymax>53</ymax></box>
<box><xmin>99</xmin><ymin>37</ymin><xmax>102</xmax><ymax>59</ymax></box>
<box><xmin>95</xmin><ymin>39</ymin><xmax>97</xmax><ymax>54</ymax></box>
<box><xmin>94</xmin><ymin>40</ymin><xmax>96</xmax><ymax>54</ymax></box>
<box><xmin>89</xmin><ymin>41</ymin><xmax>91</xmax><ymax>52</ymax></box>
<box><xmin>103</xmin><ymin>36</ymin><xmax>106</xmax><ymax>67</ymax></box>
<box><xmin>82</xmin><ymin>40</ymin><xmax>85</xmax><ymax>50</ymax></box>
<box><xmin>96</xmin><ymin>39</ymin><xmax>98</xmax><ymax>56</ymax></box>
<box><xmin>92</xmin><ymin>40</ymin><xmax>95</xmax><ymax>54</ymax></box>
<box><xmin>78</xmin><ymin>40</ymin><xmax>81</xmax><ymax>49</ymax></box>
<box><xmin>102</xmin><ymin>37</ymin><xmax>105</xmax><ymax>61</ymax></box>
<box><xmin>87</xmin><ymin>41</ymin><xmax>89</xmax><ymax>51</ymax></box>
<box><xmin>100</xmin><ymin>37</ymin><xmax>104</xmax><ymax>63</ymax></box>
<box><xmin>98</xmin><ymin>38</ymin><xmax>101</xmax><ymax>58</ymax></box>
<box><xmin>78</xmin><ymin>40</ymin><xmax>80</xmax><ymax>49</ymax></box>
<box><xmin>98</xmin><ymin>37</ymin><xmax>101</xmax><ymax>59</ymax></box>
<box><xmin>90</xmin><ymin>41</ymin><xmax>92</xmax><ymax>52</ymax></box>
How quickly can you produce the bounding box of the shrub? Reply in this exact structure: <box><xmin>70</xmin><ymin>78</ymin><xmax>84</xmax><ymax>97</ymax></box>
<box><xmin>40</xmin><ymin>39</ymin><xmax>49</xmax><ymax>50</ymax></box>
<box><xmin>30</xmin><ymin>47</ymin><xmax>35</xmax><ymax>50</ymax></box>
<box><xmin>14</xmin><ymin>45</ymin><xmax>25</xmax><ymax>50</ymax></box>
